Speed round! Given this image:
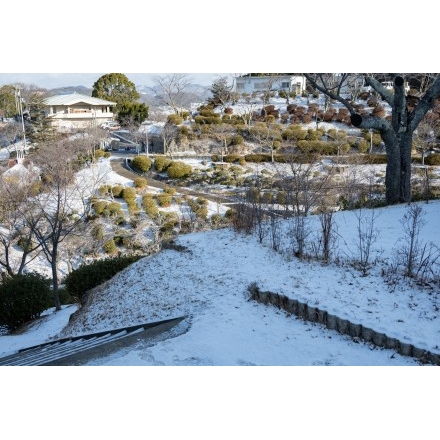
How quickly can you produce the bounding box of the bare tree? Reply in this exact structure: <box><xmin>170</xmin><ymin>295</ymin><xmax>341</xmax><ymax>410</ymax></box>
<box><xmin>249</xmin><ymin>121</ymin><xmax>282</xmax><ymax>161</ymax></box>
<box><xmin>353</xmin><ymin>208</ymin><xmax>381</xmax><ymax>275</ymax></box>
<box><xmin>304</xmin><ymin>73</ymin><xmax>440</xmax><ymax>205</ymax></box>
<box><xmin>161</xmin><ymin>122</ymin><xmax>179</xmax><ymax>158</ymax></box>
<box><xmin>317</xmin><ymin>208</ymin><xmax>337</xmax><ymax>263</ymax></box>
<box><xmin>0</xmin><ymin>176</ymin><xmax>42</xmax><ymax>277</ymax></box>
<box><xmin>398</xmin><ymin>203</ymin><xmax>426</xmax><ymax>278</ymax></box>
<box><xmin>414</xmin><ymin>118</ymin><xmax>439</xmax><ymax>166</ymax></box>
<box><xmin>20</xmin><ymin>138</ymin><xmax>94</xmax><ymax>310</ymax></box>
<box><xmin>234</xmin><ymin>95</ymin><xmax>257</xmax><ymax>129</ymax></box>
<box><xmin>211</xmin><ymin>123</ymin><xmax>236</xmax><ymax>161</ymax></box>
<box><xmin>154</xmin><ymin>74</ymin><xmax>193</xmax><ymax>115</ymax></box>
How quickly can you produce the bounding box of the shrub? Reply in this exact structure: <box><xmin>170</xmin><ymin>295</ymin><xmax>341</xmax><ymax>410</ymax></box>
<box><xmin>122</xmin><ymin>187</ymin><xmax>137</xmax><ymax>202</ymax></box>
<box><xmin>357</xmin><ymin>139</ymin><xmax>370</xmax><ymax>153</ymax></box>
<box><xmin>107</xmin><ymin>202</ymin><xmax>122</xmax><ymax>216</ymax></box>
<box><xmin>231</xmin><ymin>134</ymin><xmax>244</xmax><ymax>145</ymax></box>
<box><xmin>210</xmin><ymin>213</ymin><xmax>223</xmax><ymax>226</ymax></box>
<box><xmin>179</xmin><ymin>126</ymin><xmax>189</xmax><ymax>136</ymax></box>
<box><xmin>142</xmin><ymin>195</ymin><xmax>159</xmax><ymax>218</ymax></box>
<box><xmin>154</xmin><ymin>156</ymin><xmax>172</xmax><ymax>172</ymax></box>
<box><xmin>157</xmin><ymin>194</ymin><xmax>173</xmax><ymax>207</ymax></box>
<box><xmin>223</xmin><ymin>154</ymin><xmax>241</xmax><ymax>163</ymax></box>
<box><xmin>245</xmin><ymin>154</ymin><xmax>272</xmax><ymax>163</ymax></box>
<box><xmin>92</xmin><ymin>200</ymin><xmax>108</xmax><ymax>215</ymax></box>
<box><xmin>114</xmin><ymin>215</ymin><xmax>126</xmax><ymax>226</ymax></box>
<box><xmin>134</xmin><ymin>177</ymin><xmax>148</xmax><ymax>188</ymax></box>
<box><xmin>98</xmin><ymin>184</ymin><xmax>112</xmax><ymax>196</ymax></box>
<box><xmin>0</xmin><ymin>273</ymin><xmax>52</xmax><ymax>332</ymax></box>
<box><xmin>187</xmin><ymin>197</ymin><xmax>208</xmax><ymax>220</ymax></box>
<box><xmin>425</xmin><ymin>154</ymin><xmax>440</xmax><ymax>165</ymax></box>
<box><xmin>127</xmin><ymin>200</ymin><xmax>141</xmax><ymax>215</ymax></box>
<box><xmin>103</xmin><ymin>239</ymin><xmax>117</xmax><ymax>254</ymax></box>
<box><xmin>194</xmin><ymin>115</ymin><xmax>222</xmax><ymax>125</ymax></box>
<box><xmin>167</xmin><ymin>161</ymin><xmax>193</xmax><ymax>179</ymax></box>
<box><xmin>163</xmin><ymin>185</ymin><xmax>177</xmax><ymax>195</ymax></box>
<box><xmin>131</xmin><ymin>156</ymin><xmax>152</xmax><ymax>173</ymax></box>
<box><xmin>91</xmin><ymin>224</ymin><xmax>105</xmax><ymax>240</ymax></box>
<box><xmin>167</xmin><ymin>114</ymin><xmax>183</xmax><ymax>125</ymax></box>
<box><xmin>64</xmin><ymin>255</ymin><xmax>143</xmax><ymax>305</ymax></box>
<box><xmin>111</xmin><ymin>185</ymin><xmax>124</xmax><ymax>198</ymax></box>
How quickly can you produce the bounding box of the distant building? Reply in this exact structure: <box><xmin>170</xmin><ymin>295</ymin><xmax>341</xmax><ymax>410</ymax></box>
<box><xmin>43</xmin><ymin>93</ymin><xmax>116</xmax><ymax>131</ymax></box>
<box><xmin>234</xmin><ymin>74</ymin><xmax>307</xmax><ymax>95</ymax></box>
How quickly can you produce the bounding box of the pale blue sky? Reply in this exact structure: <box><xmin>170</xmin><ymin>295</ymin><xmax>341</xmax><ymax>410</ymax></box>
<box><xmin>0</xmin><ymin>73</ymin><xmax>226</xmax><ymax>89</ymax></box>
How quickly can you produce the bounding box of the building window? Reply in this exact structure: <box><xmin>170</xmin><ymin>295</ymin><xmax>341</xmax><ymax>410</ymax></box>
<box><xmin>236</xmin><ymin>83</ymin><xmax>244</xmax><ymax>91</ymax></box>
<box><xmin>281</xmin><ymin>82</ymin><xmax>290</xmax><ymax>89</ymax></box>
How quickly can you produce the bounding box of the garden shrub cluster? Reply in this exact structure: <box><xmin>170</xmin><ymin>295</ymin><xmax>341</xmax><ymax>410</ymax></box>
<box><xmin>188</xmin><ymin>197</ymin><xmax>208</xmax><ymax>220</ymax></box>
<box><xmin>154</xmin><ymin>156</ymin><xmax>172</xmax><ymax>172</ymax></box>
<box><xmin>131</xmin><ymin>156</ymin><xmax>152</xmax><ymax>173</ymax></box>
<box><xmin>64</xmin><ymin>255</ymin><xmax>143</xmax><ymax>304</ymax></box>
<box><xmin>167</xmin><ymin>114</ymin><xmax>183</xmax><ymax>125</ymax></box>
<box><xmin>142</xmin><ymin>195</ymin><xmax>159</xmax><ymax>218</ymax></box>
<box><xmin>167</xmin><ymin>161</ymin><xmax>193</xmax><ymax>178</ymax></box>
<box><xmin>0</xmin><ymin>273</ymin><xmax>52</xmax><ymax>332</ymax></box>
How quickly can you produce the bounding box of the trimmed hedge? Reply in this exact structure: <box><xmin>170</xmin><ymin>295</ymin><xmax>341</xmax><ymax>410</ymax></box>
<box><xmin>64</xmin><ymin>255</ymin><xmax>143</xmax><ymax>304</ymax></box>
<box><xmin>167</xmin><ymin>161</ymin><xmax>193</xmax><ymax>179</ymax></box>
<box><xmin>154</xmin><ymin>156</ymin><xmax>172</xmax><ymax>172</ymax></box>
<box><xmin>131</xmin><ymin>156</ymin><xmax>152</xmax><ymax>173</ymax></box>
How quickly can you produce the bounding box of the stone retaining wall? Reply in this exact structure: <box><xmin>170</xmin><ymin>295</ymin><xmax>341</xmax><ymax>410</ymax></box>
<box><xmin>248</xmin><ymin>285</ymin><xmax>440</xmax><ymax>365</ymax></box>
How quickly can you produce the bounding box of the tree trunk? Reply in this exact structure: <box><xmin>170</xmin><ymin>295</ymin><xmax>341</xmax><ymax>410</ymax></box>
<box><xmin>51</xmin><ymin>251</ymin><xmax>61</xmax><ymax>311</ymax></box>
<box><xmin>400</xmin><ymin>134</ymin><xmax>413</xmax><ymax>203</ymax></box>
<box><xmin>384</xmin><ymin>138</ymin><xmax>401</xmax><ymax>205</ymax></box>
<box><xmin>383</xmin><ymin>134</ymin><xmax>413</xmax><ymax>205</ymax></box>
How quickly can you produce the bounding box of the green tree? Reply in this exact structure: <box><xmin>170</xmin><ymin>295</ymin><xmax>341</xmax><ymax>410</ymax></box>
<box><xmin>92</xmin><ymin>73</ymin><xmax>140</xmax><ymax>109</ymax></box>
<box><xmin>116</xmin><ymin>102</ymin><xmax>149</xmax><ymax>127</ymax></box>
<box><xmin>0</xmin><ymin>85</ymin><xmax>16</xmax><ymax>118</ymax></box>
<box><xmin>209</xmin><ymin>76</ymin><xmax>233</xmax><ymax>111</ymax></box>
<box><xmin>26</xmin><ymin>91</ymin><xmax>57</xmax><ymax>144</ymax></box>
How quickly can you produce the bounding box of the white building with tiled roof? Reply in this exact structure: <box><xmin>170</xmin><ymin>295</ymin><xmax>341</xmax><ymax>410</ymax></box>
<box><xmin>44</xmin><ymin>93</ymin><xmax>117</xmax><ymax>131</ymax></box>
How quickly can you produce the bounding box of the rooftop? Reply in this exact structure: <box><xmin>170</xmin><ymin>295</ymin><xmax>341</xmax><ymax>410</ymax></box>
<box><xmin>45</xmin><ymin>93</ymin><xmax>117</xmax><ymax>106</ymax></box>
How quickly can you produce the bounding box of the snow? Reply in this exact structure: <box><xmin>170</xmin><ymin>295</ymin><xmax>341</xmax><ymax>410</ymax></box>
<box><xmin>2</xmin><ymin>96</ymin><xmax>440</xmax><ymax>438</ymax></box>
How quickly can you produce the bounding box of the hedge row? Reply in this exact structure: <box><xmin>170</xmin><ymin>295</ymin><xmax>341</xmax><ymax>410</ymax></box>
<box><xmin>64</xmin><ymin>255</ymin><xmax>143</xmax><ymax>305</ymax></box>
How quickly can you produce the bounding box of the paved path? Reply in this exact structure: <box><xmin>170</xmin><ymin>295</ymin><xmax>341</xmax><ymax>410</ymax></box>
<box><xmin>110</xmin><ymin>158</ymin><xmax>234</xmax><ymax>205</ymax></box>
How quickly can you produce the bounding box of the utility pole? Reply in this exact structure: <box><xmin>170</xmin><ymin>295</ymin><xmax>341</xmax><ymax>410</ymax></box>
<box><xmin>15</xmin><ymin>86</ymin><xmax>26</xmax><ymax>161</ymax></box>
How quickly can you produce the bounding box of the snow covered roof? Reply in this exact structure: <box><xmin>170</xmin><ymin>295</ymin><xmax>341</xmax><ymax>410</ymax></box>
<box><xmin>45</xmin><ymin>93</ymin><xmax>116</xmax><ymax>106</ymax></box>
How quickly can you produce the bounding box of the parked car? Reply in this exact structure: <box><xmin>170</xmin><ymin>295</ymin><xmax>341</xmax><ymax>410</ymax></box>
<box><xmin>101</xmin><ymin>121</ymin><xmax>120</xmax><ymax>130</ymax></box>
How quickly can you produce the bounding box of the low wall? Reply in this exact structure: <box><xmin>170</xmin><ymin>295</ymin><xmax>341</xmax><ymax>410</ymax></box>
<box><xmin>248</xmin><ymin>285</ymin><xmax>440</xmax><ymax>366</ymax></box>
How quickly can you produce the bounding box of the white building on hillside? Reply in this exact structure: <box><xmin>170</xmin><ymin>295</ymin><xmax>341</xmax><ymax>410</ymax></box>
<box><xmin>234</xmin><ymin>74</ymin><xmax>306</xmax><ymax>95</ymax></box>
<box><xmin>43</xmin><ymin>93</ymin><xmax>117</xmax><ymax>131</ymax></box>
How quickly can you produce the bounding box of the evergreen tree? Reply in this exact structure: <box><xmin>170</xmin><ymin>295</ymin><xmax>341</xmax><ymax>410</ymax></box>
<box><xmin>92</xmin><ymin>73</ymin><xmax>140</xmax><ymax>110</ymax></box>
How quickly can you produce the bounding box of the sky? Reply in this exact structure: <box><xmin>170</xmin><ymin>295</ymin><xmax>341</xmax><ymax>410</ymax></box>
<box><xmin>0</xmin><ymin>72</ymin><xmax>225</xmax><ymax>90</ymax></box>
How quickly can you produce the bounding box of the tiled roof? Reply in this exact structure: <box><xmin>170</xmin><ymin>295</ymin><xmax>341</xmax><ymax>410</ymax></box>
<box><xmin>45</xmin><ymin>93</ymin><xmax>117</xmax><ymax>106</ymax></box>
